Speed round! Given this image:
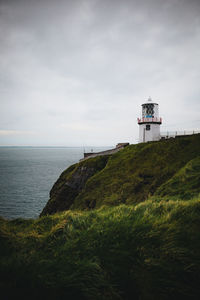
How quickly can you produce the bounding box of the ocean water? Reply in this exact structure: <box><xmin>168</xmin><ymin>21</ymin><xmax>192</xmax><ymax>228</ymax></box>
<box><xmin>0</xmin><ymin>147</ymin><xmax>109</xmax><ymax>219</ymax></box>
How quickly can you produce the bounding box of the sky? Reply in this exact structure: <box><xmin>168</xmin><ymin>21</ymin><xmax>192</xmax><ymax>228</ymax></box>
<box><xmin>0</xmin><ymin>0</ymin><xmax>200</xmax><ymax>146</ymax></box>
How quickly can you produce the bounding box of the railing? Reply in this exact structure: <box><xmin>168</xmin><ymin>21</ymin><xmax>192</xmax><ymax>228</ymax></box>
<box><xmin>137</xmin><ymin>117</ymin><xmax>162</xmax><ymax>124</ymax></box>
<box><xmin>160</xmin><ymin>130</ymin><xmax>200</xmax><ymax>138</ymax></box>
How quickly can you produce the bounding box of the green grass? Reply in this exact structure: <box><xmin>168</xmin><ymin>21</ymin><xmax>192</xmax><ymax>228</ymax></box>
<box><xmin>156</xmin><ymin>156</ymin><xmax>200</xmax><ymax>199</ymax></box>
<box><xmin>71</xmin><ymin>134</ymin><xmax>200</xmax><ymax>210</ymax></box>
<box><xmin>1</xmin><ymin>196</ymin><xmax>200</xmax><ymax>299</ymax></box>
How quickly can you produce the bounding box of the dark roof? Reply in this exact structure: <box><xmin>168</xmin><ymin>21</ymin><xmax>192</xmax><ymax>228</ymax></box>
<box><xmin>141</xmin><ymin>102</ymin><xmax>158</xmax><ymax>106</ymax></box>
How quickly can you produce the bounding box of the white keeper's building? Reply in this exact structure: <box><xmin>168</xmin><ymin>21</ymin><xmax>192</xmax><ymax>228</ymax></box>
<box><xmin>137</xmin><ymin>98</ymin><xmax>162</xmax><ymax>143</ymax></box>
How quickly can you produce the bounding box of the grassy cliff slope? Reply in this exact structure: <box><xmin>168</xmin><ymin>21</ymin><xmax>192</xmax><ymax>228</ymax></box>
<box><xmin>155</xmin><ymin>156</ymin><xmax>200</xmax><ymax>199</ymax></box>
<box><xmin>42</xmin><ymin>134</ymin><xmax>200</xmax><ymax>215</ymax></box>
<box><xmin>1</xmin><ymin>197</ymin><xmax>200</xmax><ymax>300</ymax></box>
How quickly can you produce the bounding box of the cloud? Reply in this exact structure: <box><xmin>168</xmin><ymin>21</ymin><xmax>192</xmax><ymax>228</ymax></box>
<box><xmin>0</xmin><ymin>0</ymin><xmax>200</xmax><ymax>145</ymax></box>
<box><xmin>0</xmin><ymin>130</ymin><xmax>35</xmax><ymax>136</ymax></box>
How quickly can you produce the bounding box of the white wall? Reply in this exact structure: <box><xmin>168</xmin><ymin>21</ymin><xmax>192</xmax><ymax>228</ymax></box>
<box><xmin>139</xmin><ymin>123</ymin><xmax>161</xmax><ymax>143</ymax></box>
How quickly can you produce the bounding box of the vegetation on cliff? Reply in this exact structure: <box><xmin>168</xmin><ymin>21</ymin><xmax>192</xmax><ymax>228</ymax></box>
<box><xmin>1</xmin><ymin>196</ymin><xmax>200</xmax><ymax>299</ymax></box>
<box><xmin>1</xmin><ymin>134</ymin><xmax>200</xmax><ymax>299</ymax></box>
<box><xmin>41</xmin><ymin>134</ymin><xmax>200</xmax><ymax>215</ymax></box>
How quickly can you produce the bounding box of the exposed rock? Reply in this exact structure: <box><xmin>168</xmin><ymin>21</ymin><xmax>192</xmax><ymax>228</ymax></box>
<box><xmin>40</xmin><ymin>155</ymin><xmax>109</xmax><ymax>216</ymax></box>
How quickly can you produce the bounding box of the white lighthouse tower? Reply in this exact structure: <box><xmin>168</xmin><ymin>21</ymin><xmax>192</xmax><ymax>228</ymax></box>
<box><xmin>137</xmin><ymin>97</ymin><xmax>162</xmax><ymax>143</ymax></box>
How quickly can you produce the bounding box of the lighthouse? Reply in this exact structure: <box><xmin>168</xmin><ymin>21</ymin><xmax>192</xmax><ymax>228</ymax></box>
<box><xmin>137</xmin><ymin>98</ymin><xmax>162</xmax><ymax>143</ymax></box>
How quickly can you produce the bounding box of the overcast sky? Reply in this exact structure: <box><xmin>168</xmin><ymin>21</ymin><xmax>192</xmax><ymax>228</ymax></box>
<box><xmin>0</xmin><ymin>0</ymin><xmax>200</xmax><ymax>146</ymax></box>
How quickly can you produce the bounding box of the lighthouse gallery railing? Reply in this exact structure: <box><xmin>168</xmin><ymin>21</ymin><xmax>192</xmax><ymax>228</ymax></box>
<box><xmin>137</xmin><ymin>117</ymin><xmax>162</xmax><ymax>124</ymax></box>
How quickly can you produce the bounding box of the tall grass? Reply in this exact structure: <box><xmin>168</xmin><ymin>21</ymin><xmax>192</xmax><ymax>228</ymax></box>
<box><xmin>1</xmin><ymin>196</ymin><xmax>200</xmax><ymax>299</ymax></box>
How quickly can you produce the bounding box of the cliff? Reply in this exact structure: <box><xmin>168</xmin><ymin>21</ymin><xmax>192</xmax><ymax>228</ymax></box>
<box><xmin>1</xmin><ymin>134</ymin><xmax>200</xmax><ymax>300</ymax></box>
<box><xmin>41</xmin><ymin>155</ymin><xmax>109</xmax><ymax>216</ymax></box>
<box><xmin>41</xmin><ymin>134</ymin><xmax>200</xmax><ymax>216</ymax></box>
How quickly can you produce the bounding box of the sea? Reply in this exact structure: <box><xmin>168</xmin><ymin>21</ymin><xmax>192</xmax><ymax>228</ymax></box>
<box><xmin>0</xmin><ymin>146</ymin><xmax>109</xmax><ymax>220</ymax></box>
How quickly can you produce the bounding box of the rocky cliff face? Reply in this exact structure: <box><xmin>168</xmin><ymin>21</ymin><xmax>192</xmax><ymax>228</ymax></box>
<box><xmin>41</xmin><ymin>134</ymin><xmax>200</xmax><ymax>216</ymax></box>
<box><xmin>40</xmin><ymin>155</ymin><xmax>109</xmax><ymax>216</ymax></box>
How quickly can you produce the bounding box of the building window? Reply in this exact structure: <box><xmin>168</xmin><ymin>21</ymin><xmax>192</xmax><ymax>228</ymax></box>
<box><xmin>146</xmin><ymin>125</ymin><xmax>150</xmax><ymax>130</ymax></box>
